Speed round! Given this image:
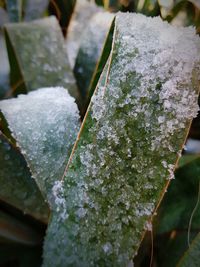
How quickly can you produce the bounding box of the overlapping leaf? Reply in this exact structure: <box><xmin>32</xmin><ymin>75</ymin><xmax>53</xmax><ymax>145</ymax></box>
<box><xmin>0</xmin><ymin>87</ymin><xmax>80</xmax><ymax>202</ymax></box>
<box><xmin>177</xmin><ymin>232</ymin><xmax>200</xmax><ymax>267</ymax></box>
<box><xmin>0</xmin><ymin>131</ymin><xmax>49</xmax><ymax>222</ymax></box>
<box><xmin>43</xmin><ymin>13</ymin><xmax>200</xmax><ymax>267</ymax></box>
<box><xmin>4</xmin><ymin>17</ymin><xmax>78</xmax><ymax>99</ymax></box>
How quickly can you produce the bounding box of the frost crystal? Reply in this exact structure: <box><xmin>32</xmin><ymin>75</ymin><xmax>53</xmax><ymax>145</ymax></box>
<box><xmin>43</xmin><ymin>13</ymin><xmax>200</xmax><ymax>267</ymax></box>
<box><xmin>0</xmin><ymin>87</ymin><xmax>80</xmax><ymax>199</ymax></box>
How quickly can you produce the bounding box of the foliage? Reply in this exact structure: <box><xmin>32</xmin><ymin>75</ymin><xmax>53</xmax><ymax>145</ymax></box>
<box><xmin>0</xmin><ymin>0</ymin><xmax>200</xmax><ymax>267</ymax></box>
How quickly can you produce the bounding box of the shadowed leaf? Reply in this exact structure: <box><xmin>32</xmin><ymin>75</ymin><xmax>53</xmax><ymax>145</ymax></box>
<box><xmin>48</xmin><ymin>0</ymin><xmax>76</xmax><ymax>36</ymax></box>
<box><xmin>177</xmin><ymin>232</ymin><xmax>200</xmax><ymax>267</ymax></box>
<box><xmin>0</xmin><ymin>131</ymin><xmax>49</xmax><ymax>222</ymax></box>
<box><xmin>156</xmin><ymin>158</ymin><xmax>200</xmax><ymax>235</ymax></box>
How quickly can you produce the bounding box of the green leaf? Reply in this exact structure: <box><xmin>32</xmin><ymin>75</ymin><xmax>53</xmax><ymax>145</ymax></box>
<box><xmin>177</xmin><ymin>232</ymin><xmax>200</xmax><ymax>267</ymax></box>
<box><xmin>178</xmin><ymin>154</ymin><xmax>200</xmax><ymax>168</ymax></box>
<box><xmin>5</xmin><ymin>0</ymin><xmax>22</xmax><ymax>22</ymax></box>
<box><xmin>0</xmin><ymin>209</ymin><xmax>43</xmax><ymax>245</ymax></box>
<box><xmin>0</xmin><ymin>87</ymin><xmax>80</xmax><ymax>200</ymax></box>
<box><xmin>43</xmin><ymin>13</ymin><xmax>200</xmax><ymax>267</ymax></box>
<box><xmin>66</xmin><ymin>0</ymin><xmax>103</xmax><ymax>68</ymax></box>
<box><xmin>0</xmin><ymin>131</ymin><xmax>49</xmax><ymax>222</ymax></box>
<box><xmin>24</xmin><ymin>0</ymin><xmax>49</xmax><ymax>21</ymax></box>
<box><xmin>4</xmin><ymin>16</ymin><xmax>78</xmax><ymax>99</ymax></box>
<box><xmin>156</xmin><ymin>158</ymin><xmax>200</xmax><ymax>234</ymax></box>
<box><xmin>74</xmin><ymin>12</ymin><xmax>114</xmax><ymax>101</ymax></box>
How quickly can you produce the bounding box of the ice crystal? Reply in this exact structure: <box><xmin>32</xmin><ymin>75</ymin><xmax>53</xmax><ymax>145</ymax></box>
<box><xmin>43</xmin><ymin>13</ymin><xmax>200</xmax><ymax>267</ymax></box>
<box><xmin>0</xmin><ymin>87</ymin><xmax>80</xmax><ymax>199</ymax></box>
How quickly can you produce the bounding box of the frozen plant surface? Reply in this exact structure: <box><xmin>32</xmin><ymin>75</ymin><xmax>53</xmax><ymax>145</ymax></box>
<box><xmin>0</xmin><ymin>87</ymin><xmax>80</xmax><ymax>200</ymax></box>
<box><xmin>5</xmin><ymin>17</ymin><xmax>78</xmax><ymax>98</ymax></box>
<box><xmin>74</xmin><ymin>11</ymin><xmax>114</xmax><ymax>97</ymax></box>
<box><xmin>0</xmin><ymin>131</ymin><xmax>49</xmax><ymax>222</ymax></box>
<box><xmin>66</xmin><ymin>0</ymin><xmax>103</xmax><ymax>68</ymax></box>
<box><xmin>43</xmin><ymin>13</ymin><xmax>200</xmax><ymax>267</ymax></box>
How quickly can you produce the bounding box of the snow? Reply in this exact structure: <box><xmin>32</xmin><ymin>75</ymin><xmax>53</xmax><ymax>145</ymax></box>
<box><xmin>0</xmin><ymin>87</ymin><xmax>80</xmax><ymax>199</ymax></box>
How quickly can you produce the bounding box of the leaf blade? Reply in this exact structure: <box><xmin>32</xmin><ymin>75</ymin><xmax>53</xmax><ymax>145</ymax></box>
<box><xmin>0</xmin><ymin>87</ymin><xmax>80</xmax><ymax>200</ymax></box>
<box><xmin>43</xmin><ymin>13</ymin><xmax>200</xmax><ymax>267</ymax></box>
<box><xmin>0</xmin><ymin>131</ymin><xmax>49</xmax><ymax>222</ymax></box>
<box><xmin>4</xmin><ymin>17</ymin><xmax>78</xmax><ymax>99</ymax></box>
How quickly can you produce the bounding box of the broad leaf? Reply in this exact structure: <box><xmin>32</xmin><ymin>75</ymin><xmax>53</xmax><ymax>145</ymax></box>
<box><xmin>24</xmin><ymin>0</ymin><xmax>49</xmax><ymax>21</ymax></box>
<box><xmin>4</xmin><ymin>17</ymin><xmax>78</xmax><ymax>99</ymax></box>
<box><xmin>156</xmin><ymin>157</ymin><xmax>200</xmax><ymax>234</ymax></box>
<box><xmin>0</xmin><ymin>131</ymin><xmax>49</xmax><ymax>222</ymax></box>
<box><xmin>43</xmin><ymin>13</ymin><xmax>200</xmax><ymax>267</ymax></box>
<box><xmin>74</xmin><ymin>12</ymin><xmax>114</xmax><ymax>101</ymax></box>
<box><xmin>6</xmin><ymin>0</ymin><xmax>22</xmax><ymax>22</ymax></box>
<box><xmin>0</xmin><ymin>87</ymin><xmax>80</xmax><ymax>201</ymax></box>
<box><xmin>66</xmin><ymin>0</ymin><xmax>103</xmax><ymax>68</ymax></box>
<box><xmin>177</xmin><ymin>232</ymin><xmax>200</xmax><ymax>267</ymax></box>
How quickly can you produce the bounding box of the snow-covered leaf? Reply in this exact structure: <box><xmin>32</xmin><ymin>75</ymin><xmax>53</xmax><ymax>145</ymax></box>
<box><xmin>74</xmin><ymin>12</ymin><xmax>114</xmax><ymax>101</ymax></box>
<box><xmin>0</xmin><ymin>131</ymin><xmax>49</xmax><ymax>222</ymax></box>
<box><xmin>0</xmin><ymin>87</ymin><xmax>80</xmax><ymax>200</ymax></box>
<box><xmin>0</xmin><ymin>209</ymin><xmax>43</xmax><ymax>245</ymax></box>
<box><xmin>43</xmin><ymin>13</ymin><xmax>200</xmax><ymax>267</ymax></box>
<box><xmin>4</xmin><ymin>17</ymin><xmax>78</xmax><ymax>100</ymax></box>
<box><xmin>66</xmin><ymin>0</ymin><xmax>103</xmax><ymax>68</ymax></box>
